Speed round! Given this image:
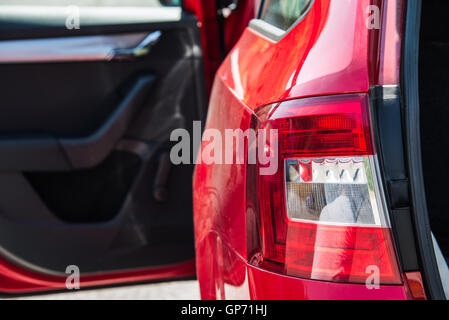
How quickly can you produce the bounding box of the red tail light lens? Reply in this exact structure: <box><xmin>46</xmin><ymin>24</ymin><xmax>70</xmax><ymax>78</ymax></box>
<box><xmin>246</xmin><ymin>94</ymin><xmax>402</xmax><ymax>285</ymax></box>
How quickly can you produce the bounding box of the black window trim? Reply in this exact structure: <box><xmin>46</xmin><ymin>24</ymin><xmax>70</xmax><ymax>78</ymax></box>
<box><xmin>249</xmin><ymin>0</ymin><xmax>315</xmax><ymax>42</ymax></box>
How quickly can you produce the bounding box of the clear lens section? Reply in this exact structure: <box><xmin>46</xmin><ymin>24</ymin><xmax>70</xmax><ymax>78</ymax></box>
<box><xmin>285</xmin><ymin>157</ymin><xmax>381</xmax><ymax>226</ymax></box>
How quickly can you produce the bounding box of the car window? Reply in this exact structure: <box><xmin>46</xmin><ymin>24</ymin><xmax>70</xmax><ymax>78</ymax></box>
<box><xmin>0</xmin><ymin>0</ymin><xmax>180</xmax><ymax>7</ymax></box>
<box><xmin>260</xmin><ymin>0</ymin><xmax>312</xmax><ymax>31</ymax></box>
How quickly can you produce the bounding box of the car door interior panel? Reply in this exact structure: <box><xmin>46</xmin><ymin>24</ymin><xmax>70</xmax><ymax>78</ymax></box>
<box><xmin>0</xmin><ymin>9</ymin><xmax>205</xmax><ymax>275</ymax></box>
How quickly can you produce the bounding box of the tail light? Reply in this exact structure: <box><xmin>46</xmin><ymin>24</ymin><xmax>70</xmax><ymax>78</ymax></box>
<box><xmin>246</xmin><ymin>93</ymin><xmax>402</xmax><ymax>285</ymax></box>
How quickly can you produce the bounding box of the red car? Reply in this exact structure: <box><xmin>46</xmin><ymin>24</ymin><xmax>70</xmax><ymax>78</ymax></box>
<box><xmin>193</xmin><ymin>0</ymin><xmax>449</xmax><ymax>300</ymax></box>
<box><xmin>0</xmin><ymin>0</ymin><xmax>447</xmax><ymax>301</ymax></box>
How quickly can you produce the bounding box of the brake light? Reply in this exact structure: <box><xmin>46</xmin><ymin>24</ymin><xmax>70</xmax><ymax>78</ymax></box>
<box><xmin>246</xmin><ymin>94</ymin><xmax>402</xmax><ymax>285</ymax></box>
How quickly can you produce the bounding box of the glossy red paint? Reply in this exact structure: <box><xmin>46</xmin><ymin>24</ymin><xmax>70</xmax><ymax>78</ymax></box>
<box><xmin>217</xmin><ymin>0</ymin><xmax>371</xmax><ymax>111</ymax></box>
<box><xmin>247</xmin><ymin>263</ymin><xmax>408</xmax><ymax>300</ymax></box>
<box><xmin>183</xmin><ymin>0</ymin><xmax>220</xmax><ymax>93</ymax></box>
<box><xmin>183</xmin><ymin>0</ymin><xmax>256</xmax><ymax>94</ymax></box>
<box><xmin>369</xmin><ymin>0</ymin><xmax>404</xmax><ymax>85</ymax></box>
<box><xmin>193</xmin><ymin>0</ymin><xmax>411</xmax><ymax>299</ymax></box>
<box><xmin>0</xmin><ymin>258</ymin><xmax>195</xmax><ymax>294</ymax></box>
<box><xmin>222</xmin><ymin>0</ymin><xmax>258</xmax><ymax>52</ymax></box>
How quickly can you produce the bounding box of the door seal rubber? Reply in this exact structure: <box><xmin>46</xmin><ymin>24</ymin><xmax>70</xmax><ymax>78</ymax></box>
<box><xmin>402</xmin><ymin>0</ymin><xmax>446</xmax><ymax>300</ymax></box>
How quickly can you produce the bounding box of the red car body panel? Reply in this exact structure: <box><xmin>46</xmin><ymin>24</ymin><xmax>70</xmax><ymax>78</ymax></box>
<box><xmin>183</xmin><ymin>0</ymin><xmax>257</xmax><ymax>94</ymax></box>
<box><xmin>374</xmin><ymin>0</ymin><xmax>403</xmax><ymax>86</ymax></box>
<box><xmin>193</xmin><ymin>0</ymin><xmax>412</xmax><ymax>299</ymax></box>
<box><xmin>0</xmin><ymin>257</ymin><xmax>195</xmax><ymax>294</ymax></box>
<box><xmin>218</xmin><ymin>0</ymin><xmax>369</xmax><ymax>111</ymax></box>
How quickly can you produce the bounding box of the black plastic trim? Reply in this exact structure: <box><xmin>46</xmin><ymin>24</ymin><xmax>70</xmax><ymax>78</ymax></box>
<box><xmin>60</xmin><ymin>75</ymin><xmax>154</xmax><ymax>169</ymax></box>
<box><xmin>0</xmin><ymin>75</ymin><xmax>154</xmax><ymax>171</ymax></box>
<box><xmin>402</xmin><ymin>0</ymin><xmax>446</xmax><ymax>299</ymax></box>
<box><xmin>0</xmin><ymin>12</ymin><xmax>198</xmax><ymax>41</ymax></box>
<box><xmin>0</xmin><ymin>138</ymin><xmax>71</xmax><ymax>171</ymax></box>
<box><xmin>370</xmin><ymin>85</ymin><xmax>419</xmax><ymax>272</ymax></box>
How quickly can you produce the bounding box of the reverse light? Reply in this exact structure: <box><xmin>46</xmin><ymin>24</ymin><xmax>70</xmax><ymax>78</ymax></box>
<box><xmin>246</xmin><ymin>94</ymin><xmax>402</xmax><ymax>285</ymax></box>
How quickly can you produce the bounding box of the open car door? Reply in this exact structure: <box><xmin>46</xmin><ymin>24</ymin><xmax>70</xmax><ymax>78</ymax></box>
<box><xmin>0</xmin><ymin>0</ymin><xmax>206</xmax><ymax>294</ymax></box>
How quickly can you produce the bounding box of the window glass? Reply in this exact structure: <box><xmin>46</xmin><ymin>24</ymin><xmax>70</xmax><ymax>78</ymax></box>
<box><xmin>261</xmin><ymin>0</ymin><xmax>312</xmax><ymax>31</ymax></box>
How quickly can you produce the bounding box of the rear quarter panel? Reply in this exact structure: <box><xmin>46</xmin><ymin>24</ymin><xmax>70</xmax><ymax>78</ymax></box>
<box><xmin>193</xmin><ymin>0</ymin><xmax>408</xmax><ymax>299</ymax></box>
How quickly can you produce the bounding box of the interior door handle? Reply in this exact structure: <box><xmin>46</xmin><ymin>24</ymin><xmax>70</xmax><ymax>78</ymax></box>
<box><xmin>107</xmin><ymin>30</ymin><xmax>162</xmax><ymax>61</ymax></box>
